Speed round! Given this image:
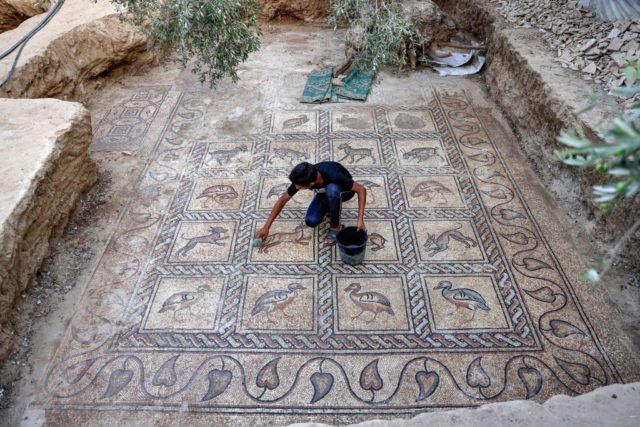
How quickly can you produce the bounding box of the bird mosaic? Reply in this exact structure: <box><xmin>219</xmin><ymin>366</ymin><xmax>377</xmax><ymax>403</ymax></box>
<box><xmin>411</xmin><ymin>180</ymin><xmax>453</xmax><ymax>204</ymax></box>
<box><xmin>344</xmin><ymin>283</ymin><xmax>394</xmax><ymax>324</ymax></box>
<box><xmin>433</xmin><ymin>280</ymin><xmax>490</xmax><ymax>322</ymax></box>
<box><xmin>267</xmin><ymin>182</ymin><xmax>302</xmax><ymax>204</ymax></box>
<box><xmin>251</xmin><ymin>283</ymin><xmax>306</xmax><ymax>324</ymax></box>
<box><xmin>158</xmin><ymin>284</ymin><xmax>212</xmax><ymax>320</ymax></box>
<box><xmin>336</xmin><ymin>114</ymin><xmax>370</xmax><ymax>130</ymax></box>
<box><xmin>358</xmin><ymin>180</ymin><xmax>381</xmax><ymax>203</ymax></box>
<box><xmin>282</xmin><ymin>114</ymin><xmax>309</xmax><ymax>130</ymax></box>
<box><xmin>196</xmin><ymin>184</ymin><xmax>239</xmax><ymax>207</ymax></box>
<box><xmin>394</xmin><ymin>113</ymin><xmax>426</xmax><ymax>130</ymax></box>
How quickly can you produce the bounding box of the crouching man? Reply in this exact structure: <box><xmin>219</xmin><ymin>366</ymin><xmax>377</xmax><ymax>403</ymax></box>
<box><xmin>254</xmin><ymin>161</ymin><xmax>367</xmax><ymax>245</ymax></box>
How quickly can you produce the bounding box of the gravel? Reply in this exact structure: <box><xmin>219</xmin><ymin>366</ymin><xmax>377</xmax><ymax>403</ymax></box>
<box><xmin>491</xmin><ymin>0</ymin><xmax>640</xmax><ymax>107</ymax></box>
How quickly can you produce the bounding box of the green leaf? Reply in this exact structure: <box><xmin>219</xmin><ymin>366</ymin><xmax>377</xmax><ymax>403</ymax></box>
<box><xmin>594</xmin><ymin>194</ymin><xmax>617</xmax><ymax>203</ymax></box>
<box><xmin>625</xmin><ymin>182</ymin><xmax>639</xmax><ymax>196</ymax></box>
<box><xmin>611</xmin><ymin>118</ymin><xmax>638</xmax><ymax>137</ymax></box>
<box><xmin>557</xmin><ymin>132</ymin><xmax>590</xmax><ymax>148</ymax></box>
<box><xmin>608</xmin><ymin>168</ymin><xmax>631</xmax><ymax>176</ymax></box>
<box><xmin>593</xmin><ymin>184</ymin><xmax>619</xmax><ymax>194</ymax></box>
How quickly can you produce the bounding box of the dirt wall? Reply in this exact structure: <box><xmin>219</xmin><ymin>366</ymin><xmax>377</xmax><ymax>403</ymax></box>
<box><xmin>0</xmin><ymin>0</ymin><xmax>47</xmax><ymax>33</ymax></box>
<box><xmin>434</xmin><ymin>0</ymin><xmax>640</xmax><ymax>269</ymax></box>
<box><xmin>260</xmin><ymin>0</ymin><xmax>330</xmax><ymax>22</ymax></box>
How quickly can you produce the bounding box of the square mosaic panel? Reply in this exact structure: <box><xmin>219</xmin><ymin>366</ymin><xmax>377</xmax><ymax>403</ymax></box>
<box><xmin>342</xmin><ymin>175</ymin><xmax>390</xmax><ymax>209</ymax></box>
<box><xmin>249</xmin><ymin>219</ymin><xmax>317</xmax><ymax>263</ymax></box>
<box><xmin>186</xmin><ymin>178</ymin><xmax>246</xmax><ymax>211</ymax></box>
<box><xmin>423</xmin><ymin>274</ymin><xmax>511</xmax><ymax>331</ymax></box>
<box><xmin>201</xmin><ymin>142</ymin><xmax>255</xmax><ymax>170</ymax></box>
<box><xmin>166</xmin><ymin>221</ymin><xmax>238</xmax><ymax>264</ymax></box>
<box><xmin>394</xmin><ymin>138</ymin><xmax>449</xmax><ymax>167</ymax></box>
<box><xmin>239</xmin><ymin>275</ymin><xmax>317</xmax><ymax>333</ymax></box>
<box><xmin>142</xmin><ymin>276</ymin><xmax>226</xmax><ymax>331</ymax></box>
<box><xmin>332</xmin><ymin>219</ymin><xmax>401</xmax><ymax>263</ymax></box>
<box><xmin>333</xmin><ymin>275</ymin><xmax>412</xmax><ymax>333</ymax></box>
<box><xmin>330</xmin><ymin>139</ymin><xmax>382</xmax><ymax>166</ymax></box>
<box><xmin>331</xmin><ymin>110</ymin><xmax>376</xmax><ymax>132</ymax></box>
<box><xmin>387</xmin><ymin>109</ymin><xmax>437</xmax><ymax>133</ymax></box>
<box><xmin>267</xmin><ymin>140</ymin><xmax>317</xmax><ymax>167</ymax></box>
<box><xmin>402</xmin><ymin>175</ymin><xmax>466</xmax><ymax>209</ymax></box>
<box><xmin>270</xmin><ymin>111</ymin><xmax>319</xmax><ymax>133</ymax></box>
<box><xmin>411</xmin><ymin>219</ymin><xmax>486</xmax><ymax>262</ymax></box>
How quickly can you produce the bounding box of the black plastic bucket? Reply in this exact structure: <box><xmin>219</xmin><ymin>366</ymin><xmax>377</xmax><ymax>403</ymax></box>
<box><xmin>336</xmin><ymin>227</ymin><xmax>368</xmax><ymax>265</ymax></box>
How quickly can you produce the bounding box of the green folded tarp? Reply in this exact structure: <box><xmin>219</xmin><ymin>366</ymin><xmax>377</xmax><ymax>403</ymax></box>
<box><xmin>300</xmin><ymin>67</ymin><xmax>333</xmax><ymax>103</ymax></box>
<box><xmin>300</xmin><ymin>67</ymin><xmax>375</xmax><ymax>104</ymax></box>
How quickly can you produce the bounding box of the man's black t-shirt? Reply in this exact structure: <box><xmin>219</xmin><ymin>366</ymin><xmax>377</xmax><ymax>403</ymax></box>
<box><xmin>287</xmin><ymin>162</ymin><xmax>354</xmax><ymax>197</ymax></box>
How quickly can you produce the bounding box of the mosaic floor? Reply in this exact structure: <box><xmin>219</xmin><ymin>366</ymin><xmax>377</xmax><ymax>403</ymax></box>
<box><xmin>36</xmin><ymin>27</ymin><xmax>638</xmax><ymax>426</ymax></box>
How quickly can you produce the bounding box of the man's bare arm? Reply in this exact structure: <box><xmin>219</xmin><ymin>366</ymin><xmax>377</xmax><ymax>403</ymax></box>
<box><xmin>254</xmin><ymin>192</ymin><xmax>291</xmax><ymax>239</ymax></box>
<box><xmin>351</xmin><ymin>182</ymin><xmax>367</xmax><ymax>231</ymax></box>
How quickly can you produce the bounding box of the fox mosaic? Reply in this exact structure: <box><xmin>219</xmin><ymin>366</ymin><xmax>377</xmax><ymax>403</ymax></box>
<box><xmin>208</xmin><ymin>144</ymin><xmax>248</xmax><ymax>166</ymax></box>
<box><xmin>337</xmin><ymin>142</ymin><xmax>376</xmax><ymax>163</ymax></box>
<box><xmin>424</xmin><ymin>223</ymin><xmax>477</xmax><ymax>257</ymax></box>
<box><xmin>270</xmin><ymin>147</ymin><xmax>310</xmax><ymax>164</ymax></box>
<box><xmin>175</xmin><ymin>226</ymin><xmax>228</xmax><ymax>257</ymax></box>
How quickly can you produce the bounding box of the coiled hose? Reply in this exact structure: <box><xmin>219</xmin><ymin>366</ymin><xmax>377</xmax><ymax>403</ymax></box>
<box><xmin>0</xmin><ymin>0</ymin><xmax>65</xmax><ymax>88</ymax></box>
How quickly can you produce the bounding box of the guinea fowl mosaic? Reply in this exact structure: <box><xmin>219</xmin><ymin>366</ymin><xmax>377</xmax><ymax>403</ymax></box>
<box><xmin>433</xmin><ymin>280</ymin><xmax>490</xmax><ymax>322</ymax></box>
<box><xmin>344</xmin><ymin>283</ymin><xmax>395</xmax><ymax>323</ymax></box>
<box><xmin>158</xmin><ymin>284</ymin><xmax>212</xmax><ymax>319</ymax></box>
<box><xmin>252</xmin><ymin>283</ymin><xmax>307</xmax><ymax>324</ymax></box>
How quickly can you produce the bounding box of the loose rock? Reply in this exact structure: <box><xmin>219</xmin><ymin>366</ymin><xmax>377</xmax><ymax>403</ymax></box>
<box><xmin>493</xmin><ymin>0</ymin><xmax>640</xmax><ymax>101</ymax></box>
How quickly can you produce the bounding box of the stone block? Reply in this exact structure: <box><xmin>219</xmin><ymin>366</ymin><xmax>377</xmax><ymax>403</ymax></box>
<box><xmin>0</xmin><ymin>98</ymin><xmax>97</xmax><ymax>363</ymax></box>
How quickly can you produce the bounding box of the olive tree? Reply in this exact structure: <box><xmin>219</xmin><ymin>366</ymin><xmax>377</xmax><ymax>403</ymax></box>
<box><xmin>112</xmin><ymin>0</ymin><xmax>262</xmax><ymax>86</ymax></box>
<box><xmin>555</xmin><ymin>61</ymin><xmax>640</xmax><ymax>283</ymax></box>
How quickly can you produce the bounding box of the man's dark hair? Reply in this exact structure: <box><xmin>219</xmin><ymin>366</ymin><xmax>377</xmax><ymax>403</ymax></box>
<box><xmin>289</xmin><ymin>162</ymin><xmax>317</xmax><ymax>186</ymax></box>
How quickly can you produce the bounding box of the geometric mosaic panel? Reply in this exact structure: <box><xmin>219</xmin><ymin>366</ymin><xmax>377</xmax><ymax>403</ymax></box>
<box><xmin>92</xmin><ymin>86</ymin><xmax>171</xmax><ymax>151</ymax></box>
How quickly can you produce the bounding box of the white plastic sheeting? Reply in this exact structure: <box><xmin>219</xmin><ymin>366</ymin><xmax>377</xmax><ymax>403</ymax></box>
<box><xmin>579</xmin><ymin>0</ymin><xmax>640</xmax><ymax>21</ymax></box>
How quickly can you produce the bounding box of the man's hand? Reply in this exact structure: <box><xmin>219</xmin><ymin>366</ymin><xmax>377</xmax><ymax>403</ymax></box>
<box><xmin>254</xmin><ymin>226</ymin><xmax>270</xmax><ymax>240</ymax></box>
<box><xmin>352</xmin><ymin>182</ymin><xmax>367</xmax><ymax>234</ymax></box>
